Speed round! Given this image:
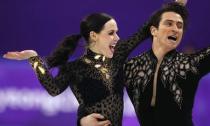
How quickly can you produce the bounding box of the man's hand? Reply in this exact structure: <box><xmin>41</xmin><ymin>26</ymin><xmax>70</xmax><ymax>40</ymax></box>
<box><xmin>175</xmin><ymin>0</ymin><xmax>188</xmax><ymax>6</ymax></box>
<box><xmin>80</xmin><ymin>113</ymin><xmax>111</xmax><ymax>126</ymax></box>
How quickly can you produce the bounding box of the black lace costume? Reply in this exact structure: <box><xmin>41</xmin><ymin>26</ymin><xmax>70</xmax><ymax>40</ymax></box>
<box><xmin>28</xmin><ymin>23</ymin><xmax>149</xmax><ymax>126</ymax></box>
<box><xmin>124</xmin><ymin>47</ymin><xmax>210</xmax><ymax>126</ymax></box>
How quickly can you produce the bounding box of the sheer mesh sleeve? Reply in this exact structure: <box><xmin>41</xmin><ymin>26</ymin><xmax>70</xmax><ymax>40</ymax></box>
<box><xmin>29</xmin><ymin>56</ymin><xmax>72</xmax><ymax>96</ymax></box>
<box><xmin>113</xmin><ymin>21</ymin><xmax>151</xmax><ymax>64</ymax></box>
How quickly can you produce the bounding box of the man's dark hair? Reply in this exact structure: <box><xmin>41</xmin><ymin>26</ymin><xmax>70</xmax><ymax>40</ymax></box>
<box><xmin>149</xmin><ymin>2</ymin><xmax>188</xmax><ymax>31</ymax></box>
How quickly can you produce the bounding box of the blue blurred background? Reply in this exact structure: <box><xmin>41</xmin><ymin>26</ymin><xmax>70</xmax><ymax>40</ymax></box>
<box><xmin>0</xmin><ymin>0</ymin><xmax>210</xmax><ymax>126</ymax></box>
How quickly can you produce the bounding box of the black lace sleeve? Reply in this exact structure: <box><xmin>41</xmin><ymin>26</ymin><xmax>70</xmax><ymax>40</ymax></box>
<box><xmin>113</xmin><ymin>21</ymin><xmax>151</xmax><ymax>64</ymax></box>
<box><xmin>123</xmin><ymin>58</ymin><xmax>137</xmax><ymax>104</ymax></box>
<box><xmin>123</xmin><ymin>58</ymin><xmax>142</xmax><ymax>113</ymax></box>
<box><xmin>191</xmin><ymin>46</ymin><xmax>210</xmax><ymax>77</ymax></box>
<box><xmin>28</xmin><ymin>56</ymin><xmax>72</xmax><ymax>96</ymax></box>
<box><xmin>123</xmin><ymin>59</ymin><xmax>135</xmax><ymax>88</ymax></box>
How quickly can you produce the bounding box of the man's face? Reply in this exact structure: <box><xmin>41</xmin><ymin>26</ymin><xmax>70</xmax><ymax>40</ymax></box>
<box><xmin>151</xmin><ymin>11</ymin><xmax>184</xmax><ymax>51</ymax></box>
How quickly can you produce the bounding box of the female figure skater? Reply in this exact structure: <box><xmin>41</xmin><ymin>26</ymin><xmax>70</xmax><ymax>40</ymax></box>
<box><xmin>3</xmin><ymin>13</ymin><xmax>150</xmax><ymax>126</ymax></box>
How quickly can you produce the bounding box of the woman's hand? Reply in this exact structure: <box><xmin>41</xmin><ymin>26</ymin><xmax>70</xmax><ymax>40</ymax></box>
<box><xmin>3</xmin><ymin>50</ymin><xmax>38</xmax><ymax>60</ymax></box>
<box><xmin>80</xmin><ymin>113</ymin><xmax>111</xmax><ymax>126</ymax></box>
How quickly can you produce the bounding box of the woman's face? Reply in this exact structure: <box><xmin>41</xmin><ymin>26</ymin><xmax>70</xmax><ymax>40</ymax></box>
<box><xmin>90</xmin><ymin>19</ymin><xmax>120</xmax><ymax>58</ymax></box>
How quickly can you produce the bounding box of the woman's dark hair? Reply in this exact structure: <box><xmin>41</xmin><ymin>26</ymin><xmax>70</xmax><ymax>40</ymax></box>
<box><xmin>46</xmin><ymin>13</ymin><xmax>113</xmax><ymax>68</ymax></box>
<box><xmin>80</xmin><ymin>13</ymin><xmax>113</xmax><ymax>42</ymax></box>
<box><xmin>149</xmin><ymin>2</ymin><xmax>188</xmax><ymax>32</ymax></box>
